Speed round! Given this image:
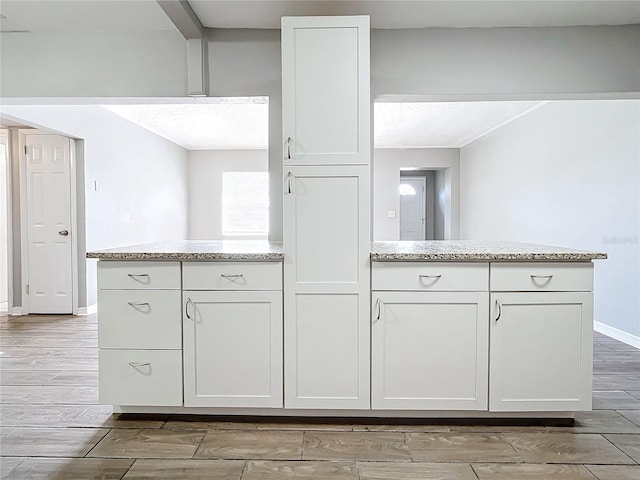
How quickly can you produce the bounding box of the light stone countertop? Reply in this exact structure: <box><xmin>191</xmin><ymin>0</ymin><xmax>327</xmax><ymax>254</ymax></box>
<box><xmin>86</xmin><ymin>240</ymin><xmax>284</xmax><ymax>261</ymax></box>
<box><xmin>88</xmin><ymin>240</ymin><xmax>607</xmax><ymax>262</ymax></box>
<box><xmin>370</xmin><ymin>240</ymin><xmax>607</xmax><ymax>262</ymax></box>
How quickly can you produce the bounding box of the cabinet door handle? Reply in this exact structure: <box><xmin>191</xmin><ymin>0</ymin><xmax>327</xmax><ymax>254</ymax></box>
<box><xmin>127</xmin><ymin>302</ymin><xmax>149</xmax><ymax>307</ymax></box>
<box><xmin>495</xmin><ymin>299</ymin><xmax>502</xmax><ymax>322</ymax></box>
<box><xmin>185</xmin><ymin>297</ymin><xmax>192</xmax><ymax>319</ymax></box>
<box><xmin>286</xmin><ymin>136</ymin><xmax>292</xmax><ymax>160</ymax></box>
<box><xmin>285</xmin><ymin>171</ymin><xmax>292</xmax><ymax>194</ymax></box>
<box><xmin>129</xmin><ymin>362</ymin><xmax>150</xmax><ymax>368</ymax></box>
<box><xmin>221</xmin><ymin>274</ymin><xmax>244</xmax><ymax>279</ymax></box>
<box><xmin>375</xmin><ymin>298</ymin><xmax>382</xmax><ymax>321</ymax></box>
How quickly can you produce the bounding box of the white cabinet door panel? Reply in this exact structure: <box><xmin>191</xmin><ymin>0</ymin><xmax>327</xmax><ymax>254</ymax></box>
<box><xmin>183</xmin><ymin>291</ymin><xmax>283</xmax><ymax>408</ymax></box>
<box><xmin>490</xmin><ymin>292</ymin><xmax>593</xmax><ymax>412</ymax></box>
<box><xmin>282</xmin><ymin>16</ymin><xmax>370</xmax><ymax>165</ymax></box>
<box><xmin>285</xmin><ymin>292</ymin><xmax>369</xmax><ymax>409</ymax></box>
<box><xmin>287</xmin><ymin>168</ymin><xmax>365</xmax><ymax>286</ymax></box>
<box><xmin>372</xmin><ymin>292</ymin><xmax>489</xmax><ymax>410</ymax></box>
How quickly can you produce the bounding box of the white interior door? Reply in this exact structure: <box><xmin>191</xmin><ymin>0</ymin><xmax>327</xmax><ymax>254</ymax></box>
<box><xmin>0</xmin><ymin>138</ymin><xmax>8</xmax><ymax>308</ymax></box>
<box><xmin>25</xmin><ymin>134</ymin><xmax>73</xmax><ymax>314</ymax></box>
<box><xmin>399</xmin><ymin>177</ymin><xmax>426</xmax><ymax>240</ymax></box>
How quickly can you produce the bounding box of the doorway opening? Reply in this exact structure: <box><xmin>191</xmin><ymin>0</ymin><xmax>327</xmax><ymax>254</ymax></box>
<box><xmin>0</xmin><ymin>129</ymin><xmax>9</xmax><ymax>313</ymax></box>
<box><xmin>399</xmin><ymin>169</ymin><xmax>446</xmax><ymax>241</ymax></box>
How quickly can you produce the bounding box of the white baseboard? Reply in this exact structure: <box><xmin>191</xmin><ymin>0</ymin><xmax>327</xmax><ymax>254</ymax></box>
<box><xmin>10</xmin><ymin>306</ymin><xmax>25</xmax><ymax>316</ymax></box>
<box><xmin>594</xmin><ymin>321</ymin><xmax>640</xmax><ymax>349</ymax></box>
<box><xmin>78</xmin><ymin>304</ymin><xmax>97</xmax><ymax>315</ymax></box>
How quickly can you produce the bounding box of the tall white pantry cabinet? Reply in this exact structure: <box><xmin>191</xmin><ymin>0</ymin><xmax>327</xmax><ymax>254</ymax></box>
<box><xmin>282</xmin><ymin>16</ymin><xmax>371</xmax><ymax>409</ymax></box>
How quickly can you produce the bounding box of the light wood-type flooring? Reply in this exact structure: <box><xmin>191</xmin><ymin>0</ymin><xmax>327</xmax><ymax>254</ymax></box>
<box><xmin>1</xmin><ymin>313</ymin><xmax>639</xmax><ymax>479</ymax></box>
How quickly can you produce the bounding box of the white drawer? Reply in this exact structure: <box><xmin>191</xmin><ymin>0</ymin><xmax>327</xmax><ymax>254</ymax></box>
<box><xmin>183</xmin><ymin>262</ymin><xmax>282</xmax><ymax>291</ymax></box>
<box><xmin>372</xmin><ymin>262</ymin><xmax>489</xmax><ymax>291</ymax></box>
<box><xmin>98</xmin><ymin>261</ymin><xmax>181</xmax><ymax>290</ymax></box>
<box><xmin>98</xmin><ymin>290</ymin><xmax>182</xmax><ymax>349</ymax></box>
<box><xmin>490</xmin><ymin>262</ymin><xmax>593</xmax><ymax>292</ymax></box>
<box><xmin>99</xmin><ymin>349</ymin><xmax>182</xmax><ymax>406</ymax></box>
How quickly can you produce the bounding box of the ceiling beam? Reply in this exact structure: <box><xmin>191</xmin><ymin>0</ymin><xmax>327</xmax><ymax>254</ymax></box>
<box><xmin>157</xmin><ymin>1</ymin><xmax>208</xmax><ymax>96</ymax></box>
<box><xmin>156</xmin><ymin>0</ymin><xmax>204</xmax><ymax>39</ymax></box>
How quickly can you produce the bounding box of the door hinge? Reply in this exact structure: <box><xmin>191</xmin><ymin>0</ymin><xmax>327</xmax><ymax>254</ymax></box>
<box><xmin>25</xmin><ymin>284</ymin><xmax>29</xmax><ymax>294</ymax></box>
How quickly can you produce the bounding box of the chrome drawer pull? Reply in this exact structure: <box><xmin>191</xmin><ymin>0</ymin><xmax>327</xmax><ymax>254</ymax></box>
<box><xmin>185</xmin><ymin>297</ymin><xmax>192</xmax><ymax>319</ymax></box>
<box><xmin>127</xmin><ymin>274</ymin><xmax>149</xmax><ymax>278</ymax></box>
<box><xmin>531</xmin><ymin>274</ymin><xmax>553</xmax><ymax>279</ymax></box>
<box><xmin>127</xmin><ymin>302</ymin><xmax>149</xmax><ymax>307</ymax></box>
<box><xmin>419</xmin><ymin>274</ymin><xmax>442</xmax><ymax>279</ymax></box>
<box><xmin>221</xmin><ymin>274</ymin><xmax>244</xmax><ymax>279</ymax></box>
<box><xmin>128</xmin><ymin>362</ymin><xmax>150</xmax><ymax>367</ymax></box>
<box><xmin>375</xmin><ymin>298</ymin><xmax>382</xmax><ymax>321</ymax></box>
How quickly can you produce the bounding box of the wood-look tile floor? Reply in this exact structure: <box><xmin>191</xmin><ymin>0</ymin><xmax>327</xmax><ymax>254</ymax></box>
<box><xmin>1</xmin><ymin>314</ymin><xmax>639</xmax><ymax>479</ymax></box>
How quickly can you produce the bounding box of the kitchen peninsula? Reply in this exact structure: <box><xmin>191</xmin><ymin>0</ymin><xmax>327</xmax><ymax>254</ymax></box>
<box><xmin>88</xmin><ymin>239</ymin><xmax>606</xmax><ymax>417</ymax></box>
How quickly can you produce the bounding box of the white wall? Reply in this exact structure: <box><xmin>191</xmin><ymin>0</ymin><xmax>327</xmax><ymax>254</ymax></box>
<box><xmin>372</xmin><ymin>26</ymin><xmax>640</xmax><ymax>97</ymax></box>
<box><xmin>188</xmin><ymin>149</ymin><xmax>268</xmax><ymax>240</ymax></box>
<box><xmin>2</xmin><ymin>25</ymin><xmax>638</xmax><ymax>242</ymax></box>
<box><xmin>0</xmin><ymin>105</ymin><xmax>189</xmax><ymax>308</ymax></box>
<box><xmin>0</xmin><ymin>31</ymin><xmax>187</xmax><ymax>97</ymax></box>
<box><xmin>374</xmin><ymin>148</ymin><xmax>459</xmax><ymax>241</ymax></box>
<box><xmin>460</xmin><ymin>100</ymin><xmax>640</xmax><ymax>339</ymax></box>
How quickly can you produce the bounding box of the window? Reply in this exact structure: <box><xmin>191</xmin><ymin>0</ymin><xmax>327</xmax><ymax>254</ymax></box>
<box><xmin>222</xmin><ymin>171</ymin><xmax>269</xmax><ymax>236</ymax></box>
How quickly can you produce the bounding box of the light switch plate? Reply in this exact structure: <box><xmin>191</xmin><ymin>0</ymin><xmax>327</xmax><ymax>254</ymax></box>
<box><xmin>387</xmin><ymin>210</ymin><xmax>396</xmax><ymax>218</ymax></box>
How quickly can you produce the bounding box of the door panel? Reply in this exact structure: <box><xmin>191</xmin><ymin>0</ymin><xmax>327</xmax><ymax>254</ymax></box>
<box><xmin>372</xmin><ymin>291</ymin><xmax>489</xmax><ymax>410</ymax></box>
<box><xmin>25</xmin><ymin>134</ymin><xmax>73</xmax><ymax>314</ymax></box>
<box><xmin>286</xmin><ymin>292</ymin><xmax>369</xmax><ymax>409</ymax></box>
<box><xmin>490</xmin><ymin>292</ymin><xmax>593</xmax><ymax>411</ymax></box>
<box><xmin>183</xmin><ymin>291</ymin><xmax>283</xmax><ymax>408</ymax></box>
<box><xmin>282</xmin><ymin>16</ymin><xmax>370</xmax><ymax>165</ymax></box>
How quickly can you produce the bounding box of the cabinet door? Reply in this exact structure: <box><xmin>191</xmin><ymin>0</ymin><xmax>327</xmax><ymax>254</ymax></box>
<box><xmin>283</xmin><ymin>165</ymin><xmax>370</xmax><ymax>409</ymax></box>
<box><xmin>282</xmin><ymin>16</ymin><xmax>370</xmax><ymax>165</ymax></box>
<box><xmin>183</xmin><ymin>291</ymin><xmax>283</xmax><ymax>408</ymax></box>
<box><xmin>490</xmin><ymin>292</ymin><xmax>593</xmax><ymax>412</ymax></box>
<box><xmin>371</xmin><ymin>292</ymin><xmax>489</xmax><ymax>410</ymax></box>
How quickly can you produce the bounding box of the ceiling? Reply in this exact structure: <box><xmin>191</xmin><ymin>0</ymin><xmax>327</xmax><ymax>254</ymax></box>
<box><xmin>103</xmin><ymin>98</ymin><xmax>269</xmax><ymax>150</ymax></box>
<box><xmin>103</xmin><ymin>99</ymin><xmax>546</xmax><ymax>150</ymax></box>
<box><xmin>0</xmin><ymin>0</ymin><xmax>638</xmax><ymax>33</ymax></box>
<box><xmin>375</xmin><ymin>101</ymin><xmax>546</xmax><ymax>148</ymax></box>
<box><xmin>191</xmin><ymin>1</ymin><xmax>640</xmax><ymax>29</ymax></box>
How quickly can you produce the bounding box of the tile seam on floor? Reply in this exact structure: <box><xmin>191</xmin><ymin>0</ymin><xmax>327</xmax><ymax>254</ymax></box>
<box><xmin>601</xmin><ymin>432</ymin><xmax>640</xmax><ymax>465</ymax></box>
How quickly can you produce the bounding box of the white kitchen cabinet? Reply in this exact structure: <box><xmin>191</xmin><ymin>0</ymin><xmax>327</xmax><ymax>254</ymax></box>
<box><xmin>283</xmin><ymin>165</ymin><xmax>370</xmax><ymax>409</ymax></box>
<box><xmin>97</xmin><ymin>261</ymin><xmax>183</xmax><ymax>406</ymax></box>
<box><xmin>489</xmin><ymin>262</ymin><xmax>594</xmax><ymax>412</ymax></box>
<box><xmin>490</xmin><ymin>291</ymin><xmax>593</xmax><ymax>412</ymax></box>
<box><xmin>282</xmin><ymin>15</ymin><xmax>371</xmax><ymax>409</ymax></box>
<box><xmin>182</xmin><ymin>263</ymin><xmax>283</xmax><ymax>408</ymax></box>
<box><xmin>281</xmin><ymin>16</ymin><xmax>369</xmax><ymax>166</ymax></box>
<box><xmin>371</xmin><ymin>263</ymin><xmax>489</xmax><ymax>411</ymax></box>
<box><xmin>371</xmin><ymin>291</ymin><xmax>488</xmax><ymax>410</ymax></box>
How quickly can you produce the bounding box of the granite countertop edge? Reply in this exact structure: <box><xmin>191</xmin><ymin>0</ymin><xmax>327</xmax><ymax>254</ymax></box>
<box><xmin>86</xmin><ymin>252</ymin><xmax>285</xmax><ymax>261</ymax></box>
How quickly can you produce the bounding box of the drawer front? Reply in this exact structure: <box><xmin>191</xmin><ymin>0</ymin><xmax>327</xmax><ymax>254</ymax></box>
<box><xmin>183</xmin><ymin>262</ymin><xmax>282</xmax><ymax>291</ymax></box>
<box><xmin>98</xmin><ymin>290</ymin><xmax>182</xmax><ymax>349</ymax></box>
<box><xmin>490</xmin><ymin>263</ymin><xmax>593</xmax><ymax>292</ymax></box>
<box><xmin>99</xmin><ymin>349</ymin><xmax>182</xmax><ymax>406</ymax></box>
<box><xmin>98</xmin><ymin>261</ymin><xmax>181</xmax><ymax>290</ymax></box>
<box><xmin>372</xmin><ymin>262</ymin><xmax>489</xmax><ymax>291</ymax></box>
